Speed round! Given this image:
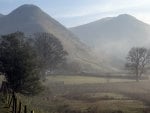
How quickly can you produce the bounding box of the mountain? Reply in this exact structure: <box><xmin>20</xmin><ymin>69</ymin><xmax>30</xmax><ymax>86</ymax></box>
<box><xmin>0</xmin><ymin>14</ymin><xmax>4</xmax><ymax>18</ymax></box>
<box><xmin>70</xmin><ymin>14</ymin><xmax>150</xmax><ymax>68</ymax></box>
<box><xmin>0</xmin><ymin>4</ymin><xmax>109</xmax><ymax>73</ymax></box>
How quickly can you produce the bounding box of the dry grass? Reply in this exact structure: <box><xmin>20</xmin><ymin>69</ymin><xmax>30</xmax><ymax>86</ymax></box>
<box><xmin>17</xmin><ymin>75</ymin><xmax>150</xmax><ymax>113</ymax></box>
<box><xmin>2</xmin><ymin>75</ymin><xmax>149</xmax><ymax>113</ymax></box>
<box><xmin>45</xmin><ymin>75</ymin><xmax>134</xmax><ymax>85</ymax></box>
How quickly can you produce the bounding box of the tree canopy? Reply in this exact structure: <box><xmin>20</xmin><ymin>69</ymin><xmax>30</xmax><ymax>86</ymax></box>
<box><xmin>33</xmin><ymin>32</ymin><xmax>68</xmax><ymax>76</ymax></box>
<box><xmin>0</xmin><ymin>32</ymin><xmax>43</xmax><ymax>95</ymax></box>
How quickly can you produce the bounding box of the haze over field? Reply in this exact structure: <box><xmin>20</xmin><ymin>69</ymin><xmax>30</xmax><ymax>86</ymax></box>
<box><xmin>71</xmin><ymin>14</ymin><xmax>150</xmax><ymax>68</ymax></box>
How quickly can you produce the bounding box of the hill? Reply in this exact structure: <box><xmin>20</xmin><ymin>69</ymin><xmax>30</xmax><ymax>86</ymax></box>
<box><xmin>0</xmin><ymin>14</ymin><xmax>4</xmax><ymax>18</ymax></box>
<box><xmin>70</xmin><ymin>14</ymin><xmax>150</xmax><ymax>68</ymax></box>
<box><xmin>0</xmin><ymin>4</ymin><xmax>109</xmax><ymax>73</ymax></box>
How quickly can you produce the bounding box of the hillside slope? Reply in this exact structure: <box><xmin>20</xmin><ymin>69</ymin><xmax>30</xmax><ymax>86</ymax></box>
<box><xmin>70</xmin><ymin>14</ymin><xmax>150</xmax><ymax>68</ymax></box>
<box><xmin>0</xmin><ymin>14</ymin><xmax>4</xmax><ymax>18</ymax></box>
<box><xmin>0</xmin><ymin>4</ymin><xmax>110</xmax><ymax>73</ymax></box>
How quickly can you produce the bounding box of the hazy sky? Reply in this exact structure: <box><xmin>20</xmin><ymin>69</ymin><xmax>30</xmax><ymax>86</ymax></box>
<box><xmin>0</xmin><ymin>0</ymin><xmax>150</xmax><ymax>27</ymax></box>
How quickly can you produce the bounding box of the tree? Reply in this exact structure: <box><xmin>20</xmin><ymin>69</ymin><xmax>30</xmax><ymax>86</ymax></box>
<box><xmin>125</xmin><ymin>47</ymin><xmax>150</xmax><ymax>81</ymax></box>
<box><xmin>0</xmin><ymin>32</ymin><xmax>43</xmax><ymax>95</ymax></box>
<box><xmin>33</xmin><ymin>32</ymin><xmax>68</xmax><ymax>76</ymax></box>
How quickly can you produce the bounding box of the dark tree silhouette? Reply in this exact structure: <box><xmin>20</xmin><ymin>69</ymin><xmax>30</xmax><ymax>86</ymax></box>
<box><xmin>125</xmin><ymin>47</ymin><xmax>150</xmax><ymax>81</ymax></box>
<box><xmin>0</xmin><ymin>32</ymin><xmax>43</xmax><ymax>95</ymax></box>
<box><xmin>33</xmin><ymin>32</ymin><xmax>68</xmax><ymax>76</ymax></box>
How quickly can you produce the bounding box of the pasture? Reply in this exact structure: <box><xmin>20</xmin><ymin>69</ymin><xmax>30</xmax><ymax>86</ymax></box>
<box><xmin>1</xmin><ymin>75</ymin><xmax>149</xmax><ymax>113</ymax></box>
<box><xmin>18</xmin><ymin>75</ymin><xmax>150</xmax><ymax>113</ymax></box>
<box><xmin>45</xmin><ymin>75</ymin><xmax>134</xmax><ymax>85</ymax></box>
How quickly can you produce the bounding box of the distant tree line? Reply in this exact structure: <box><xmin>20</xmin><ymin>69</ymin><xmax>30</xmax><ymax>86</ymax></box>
<box><xmin>0</xmin><ymin>32</ymin><xmax>68</xmax><ymax>95</ymax></box>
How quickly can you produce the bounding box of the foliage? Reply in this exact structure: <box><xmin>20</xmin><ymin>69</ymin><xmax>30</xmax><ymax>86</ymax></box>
<box><xmin>125</xmin><ymin>47</ymin><xmax>150</xmax><ymax>81</ymax></box>
<box><xmin>0</xmin><ymin>32</ymin><xmax>43</xmax><ymax>95</ymax></box>
<box><xmin>32</xmin><ymin>32</ymin><xmax>68</xmax><ymax>76</ymax></box>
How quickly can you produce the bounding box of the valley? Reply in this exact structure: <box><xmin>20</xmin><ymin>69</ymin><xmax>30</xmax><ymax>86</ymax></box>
<box><xmin>0</xmin><ymin>2</ymin><xmax>150</xmax><ymax>113</ymax></box>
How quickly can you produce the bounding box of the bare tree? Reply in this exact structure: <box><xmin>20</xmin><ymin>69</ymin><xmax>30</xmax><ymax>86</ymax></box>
<box><xmin>125</xmin><ymin>47</ymin><xmax>150</xmax><ymax>81</ymax></box>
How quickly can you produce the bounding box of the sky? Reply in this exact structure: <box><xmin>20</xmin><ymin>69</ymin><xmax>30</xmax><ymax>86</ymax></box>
<box><xmin>0</xmin><ymin>0</ymin><xmax>150</xmax><ymax>27</ymax></box>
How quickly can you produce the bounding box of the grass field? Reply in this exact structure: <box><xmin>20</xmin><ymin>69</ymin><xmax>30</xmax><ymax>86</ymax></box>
<box><xmin>20</xmin><ymin>75</ymin><xmax>149</xmax><ymax>113</ymax></box>
<box><xmin>19</xmin><ymin>88</ymin><xmax>146</xmax><ymax>113</ymax></box>
<box><xmin>46</xmin><ymin>75</ymin><xmax>134</xmax><ymax>85</ymax></box>
<box><xmin>1</xmin><ymin>75</ymin><xmax>149</xmax><ymax>113</ymax></box>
